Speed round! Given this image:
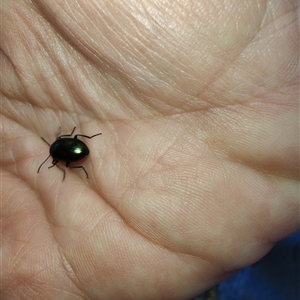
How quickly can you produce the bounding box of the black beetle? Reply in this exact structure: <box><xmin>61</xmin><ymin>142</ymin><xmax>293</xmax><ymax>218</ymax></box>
<box><xmin>37</xmin><ymin>127</ymin><xmax>102</xmax><ymax>180</ymax></box>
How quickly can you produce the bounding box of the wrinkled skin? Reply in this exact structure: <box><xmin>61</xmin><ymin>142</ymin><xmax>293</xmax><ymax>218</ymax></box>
<box><xmin>1</xmin><ymin>0</ymin><xmax>299</xmax><ymax>299</ymax></box>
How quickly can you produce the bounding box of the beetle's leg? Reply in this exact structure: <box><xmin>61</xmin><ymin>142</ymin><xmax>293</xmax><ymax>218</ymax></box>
<box><xmin>67</xmin><ymin>161</ymin><xmax>89</xmax><ymax>178</ymax></box>
<box><xmin>37</xmin><ymin>154</ymin><xmax>51</xmax><ymax>173</ymax></box>
<box><xmin>48</xmin><ymin>160</ymin><xmax>58</xmax><ymax>169</ymax></box>
<box><xmin>58</xmin><ymin>165</ymin><xmax>66</xmax><ymax>181</ymax></box>
<box><xmin>40</xmin><ymin>137</ymin><xmax>51</xmax><ymax>146</ymax></box>
<box><xmin>70</xmin><ymin>165</ymin><xmax>89</xmax><ymax>178</ymax></box>
<box><xmin>57</xmin><ymin>127</ymin><xmax>76</xmax><ymax>139</ymax></box>
<box><xmin>47</xmin><ymin>160</ymin><xmax>65</xmax><ymax>181</ymax></box>
<box><xmin>74</xmin><ymin>133</ymin><xmax>102</xmax><ymax>140</ymax></box>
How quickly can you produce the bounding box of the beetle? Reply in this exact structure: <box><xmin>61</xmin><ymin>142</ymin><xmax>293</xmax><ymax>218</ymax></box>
<box><xmin>37</xmin><ymin>127</ymin><xmax>102</xmax><ymax>180</ymax></box>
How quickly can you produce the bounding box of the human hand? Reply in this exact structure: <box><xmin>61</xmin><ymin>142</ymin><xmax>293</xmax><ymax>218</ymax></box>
<box><xmin>1</xmin><ymin>0</ymin><xmax>299</xmax><ymax>299</ymax></box>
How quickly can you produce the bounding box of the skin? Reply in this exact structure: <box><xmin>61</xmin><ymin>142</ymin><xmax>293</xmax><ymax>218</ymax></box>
<box><xmin>1</xmin><ymin>0</ymin><xmax>299</xmax><ymax>299</ymax></box>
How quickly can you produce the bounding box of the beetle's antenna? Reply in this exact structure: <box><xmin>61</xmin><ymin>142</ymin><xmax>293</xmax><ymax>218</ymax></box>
<box><xmin>37</xmin><ymin>155</ymin><xmax>51</xmax><ymax>173</ymax></box>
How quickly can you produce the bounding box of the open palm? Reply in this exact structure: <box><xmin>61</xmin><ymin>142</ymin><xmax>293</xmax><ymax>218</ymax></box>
<box><xmin>1</xmin><ymin>1</ymin><xmax>299</xmax><ymax>299</ymax></box>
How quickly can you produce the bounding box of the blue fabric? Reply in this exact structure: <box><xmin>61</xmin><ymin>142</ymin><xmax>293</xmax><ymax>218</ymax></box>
<box><xmin>216</xmin><ymin>231</ymin><xmax>300</xmax><ymax>300</ymax></box>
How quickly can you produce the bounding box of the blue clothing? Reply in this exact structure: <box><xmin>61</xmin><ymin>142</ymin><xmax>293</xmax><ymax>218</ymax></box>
<box><xmin>216</xmin><ymin>231</ymin><xmax>300</xmax><ymax>300</ymax></box>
